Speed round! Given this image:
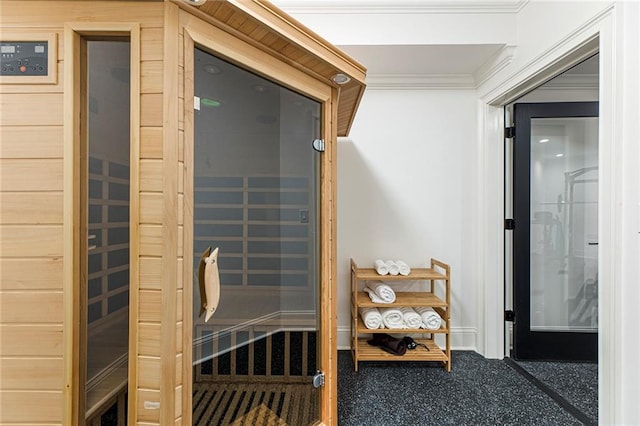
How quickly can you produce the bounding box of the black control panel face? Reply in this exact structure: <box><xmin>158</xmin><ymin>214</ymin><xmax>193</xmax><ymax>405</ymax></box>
<box><xmin>0</xmin><ymin>41</ymin><xmax>48</xmax><ymax>76</ymax></box>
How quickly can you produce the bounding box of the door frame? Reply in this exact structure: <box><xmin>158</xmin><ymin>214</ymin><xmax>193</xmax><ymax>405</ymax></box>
<box><xmin>477</xmin><ymin>5</ymin><xmax>622</xmax><ymax>423</ymax></box>
<box><xmin>62</xmin><ymin>22</ymin><xmax>141</xmax><ymax>425</ymax></box>
<box><xmin>181</xmin><ymin>14</ymin><xmax>337</xmax><ymax>425</ymax></box>
<box><xmin>511</xmin><ymin>101</ymin><xmax>599</xmax><ymax>361</ymax></box>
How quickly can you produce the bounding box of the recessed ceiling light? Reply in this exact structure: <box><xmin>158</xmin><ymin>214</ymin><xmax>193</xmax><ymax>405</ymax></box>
<box><xmin>253</xmin><ymin>84</ymin><xmax>268</xmax><ymax>93</ymax></box>
<box><xmin>556</xmin><ymin>153</ymin><xmax>564</xmax><ymax>157</ymax></box>
<box><xmin>184</xmin><ymin>0</ymin><xmax>207</xmax><ymax>5</ymax></box>
<box><xmin>331</xmin><ymin>73</ymin><xmax>351</xmax><ymax>85</ymax></box>
<box><xmin>203</xmin><ymin>64</ymin><xmax>221</xmax><ymax>75</ymax></box>
<box><xmin>539</xmin><ymin>138</ymin><xmax>550</xmax><ymax>143</ymax></box>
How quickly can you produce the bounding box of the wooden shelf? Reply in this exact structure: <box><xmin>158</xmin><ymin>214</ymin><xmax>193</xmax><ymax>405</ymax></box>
<box><xmin>351</xmin><ymin>257</ymin><xmax>451</xmax><ymax>372</ymax></box>
<box><xmin>356</xmin><ymin>291</ymin><xmax>447</xmax><ymax>308</ymax></box>
<box><xmin>356</xmin><ymin>317</ymin><xmax>448</xmax><ymax>334</ymax></box>
<box><xmin>354</xmin><ymin>338</ymin><xmax>448</xmax><ymax>362</ymax></box>
<box><xmin>352</xmin><ymin>267</ymin><xmax>447</xmax><ymax>282</ymax></box>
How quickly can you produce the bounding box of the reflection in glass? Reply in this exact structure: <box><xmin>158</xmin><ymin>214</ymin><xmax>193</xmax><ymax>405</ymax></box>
<box><xmin>529</xmin><ymin>117</ymin><xmax>598</xmax><ymax>332</ymax></box>
<box><xmin>192</xmin><ymin>48</ymin><xmax>321</xmax><ymax>424</ymax></box>
<box><xmin>85</xmin><ymin>40</ymin><xmax>130</xmax><ymax>412</ymax></box>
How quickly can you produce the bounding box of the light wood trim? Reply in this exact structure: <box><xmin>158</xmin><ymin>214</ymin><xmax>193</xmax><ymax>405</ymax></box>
<box><xmin>63</xmin><ymin>21</ymin><xmax>141</xmax><ymax>426</ymax></box>
<box><xmin>321</xmin><ymin>86</ymin><xmax>339</xmax><ymax>425</ymax></box>
<box><xmin>225</xmin><ymin>0</ymin><xmax>366</xmax><ymax>84</ymax></box>
<box><xmin>63</xmin><ymin>24</ymin><xmax>83</xmax><ymax>426</ymax></box>
<box><xmin>128</xmin><ymin>22</ymin><xmax>142</xmax><ymax>426</ymax></box>
<box><xmin>0</xmin><ymin>31</ymin><xmax>57</xmax><ymax>84</ymax></box>
<box><xmin>181</xmin><ymin>27</ymin><xmax>195</xmax><ymax>426</ymax></box>
<box><xmin>161</xmin><ymin>3</ymin><xmax>180</xmax><ymax>424</ymax></box>
<box><xmin>181</xmin><ymin>12</ymin><xmax>330</xmax><ymax>103</ymax></box>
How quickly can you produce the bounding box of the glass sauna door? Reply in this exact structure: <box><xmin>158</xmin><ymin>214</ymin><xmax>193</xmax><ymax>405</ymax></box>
<box><xmin>192</xmin><ymin>47</ymin><xmax>321</xmax><ymax>425</ymax></box>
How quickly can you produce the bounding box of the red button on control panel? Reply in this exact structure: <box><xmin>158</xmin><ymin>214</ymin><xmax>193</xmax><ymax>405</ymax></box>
<box><xmin>19</xmin><ymin>65</ymin><xmax>27</xmax><ymax>73</ymax></box>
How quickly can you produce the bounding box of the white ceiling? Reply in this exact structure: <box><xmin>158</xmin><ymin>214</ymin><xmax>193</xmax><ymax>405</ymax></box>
<box><xmin>337</xmin><ymin>44</ymin><xmax>505</xmax><ymax>76</ymax></box>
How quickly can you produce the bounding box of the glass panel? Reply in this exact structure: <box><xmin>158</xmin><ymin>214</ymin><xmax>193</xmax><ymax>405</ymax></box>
<box><xmin>192</xmin><ymin>48</ymin><xmax>320</xmax><ymax>424</ymax></box>
<box><xmin>86</xmin><ymin>40</ymin><xmax>130</xmax><ymax>411</ymax></box>
<box><xmin>530</xmin><ymin>117</ymin><xmax>598</xmax><ymax>332</ymax></box>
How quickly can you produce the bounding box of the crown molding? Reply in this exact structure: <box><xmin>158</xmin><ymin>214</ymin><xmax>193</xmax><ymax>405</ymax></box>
<box><xmin>274</xmin><ymin>0</ymin><xmax>528</xmax><ymax>15</ymax></box>
<box><xmin>474</xmin><ymin>45</ymin><xmax>516</xmax><ymax>87</ymax></box>
<box><xmin>365</xmin><ymin>73</ymin><xmax>476</xmax><ymax>89</ymax></box>
<box><xmin>537</xmin><ymin>74</ymin><xmax>599</xmax><ymax>90</ymax></box>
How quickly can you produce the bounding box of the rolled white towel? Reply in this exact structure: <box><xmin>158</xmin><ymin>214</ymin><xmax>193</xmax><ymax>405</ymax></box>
<box><xmin>415</xmin><ymin>306</ymin><xmax>443</xmax><ymax>330</ymax></box>
<box><xmin>359</xmin><ymin>307</ymin><xmax>383</xmax><ymax>329</ymax></box>
<box><xmin>374</xmin><ymin>259</ymin><xmax>389</xmax><ymax>275</ymax></box>
<box><xmin>380</xmin><ymin>307</ymin><xmax>405</xmax><ymax>329</ymax></box>
<box><xmin>395</xmin><ymin>260</ymin><xmax>411</xmax><ymax>276</ymax></box>
<box><xmin>400</xmin><ymin>306</ymin><xmax>422</xmax><ymax>329</ymax></box>
<box><xmin>385</xmin><ymin>260</ymin><xmax>400</xmax><ymax>276</ymax></box>
<box><xmin>364</xmin><ymin>281</ymin><xmax>396</xmax><ymax>303</ymax></box>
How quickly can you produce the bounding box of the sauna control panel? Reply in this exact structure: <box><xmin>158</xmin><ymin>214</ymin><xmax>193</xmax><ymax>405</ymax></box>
<box><xmin>0</xmin><ymin>41</ymin><xmax>48</xmax><ymax>76</ymax></box>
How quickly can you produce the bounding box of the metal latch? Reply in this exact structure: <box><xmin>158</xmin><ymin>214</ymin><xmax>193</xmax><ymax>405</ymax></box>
<box><xmin>505</xmin><ymin>310</ymin><xmax>515</xmax><ymax>322</ymax></box>
<box><xmin>312</xmin><ymin>371</ymin><xmax>325</xmax><ymax>388</ymax></box>
<box><xmin>312</xmin><ymin>139</ymin><xmax>325</xmax><ymax>152</ymax></box>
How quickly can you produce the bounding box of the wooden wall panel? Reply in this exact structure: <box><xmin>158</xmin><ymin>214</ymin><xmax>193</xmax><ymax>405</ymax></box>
<box><xmin>139</xmin><ymin>257</ymin><xmax>163</xmax><ymax>291</ymax></box>
<box><xmin>0</xmin><ymin>159</ymin><xmax>64</xmax><ymax>191</ymax></box>
<box><xmin>0</xmin><ymin>1</ymin><xmax>163</xmax><ymax>27</ymax></box>
<box><xmin>0</xmin><ymin>324</ymin><xmax>63</xmax><ymax>357</ymax></box>
<box><xmin>0</xmin><ymin>357</ymin><xmax>64</xmax><ymax>390</ymax></box>
<box><xmin>140</xmin><ymin>159</ymin><xmax>163</xmax><ymax>192</ymax></box>
<box><xmin>137</xmin><ymin>389</ymin><xmax>161</xmax><ymax>423</ymax></box>
<box><xmin>0</xmin><ymin>391</ymin><xmax>63</xmax><ymax>423</ymax></box>
<box><xmin>0</xmin><ymin>291</ymin><xmax>63</xmax><ymax>324</ymax></box>
<box><xmin>139</xmin><ymin>322</ymin><xmax>162</xmax><ymax>356</ymax></box>
<box><xmin>141</xmin><ymin>28</ymin><xmax>164</xmax><ymax>61</ymax></box>
<box><xmin>141</xmin><ymin>93</ymin><xmax>163</xmax><ymax>127</ymax></box>
<box><xmin>142</xmin><ymin>61</ymin><xmax>163</xmax><ymax>94</ymax></box>
<box><xmin>0</xmin><ymin>225</ymin><xmax>63</xmax><ymax>257</ymax></box>
<box><xmin>0</xmin><ymin>192</ymin><xmax>63</xmax><ymax>224</ymax></box>
<box><xmin>0</xmin><ymin>126</ymin><xmax>63</xmax><ymax>158</ymax></box>
<box><xmin>140</xmin><ymin>224</ymin><xmax>164</xmax><ymax>257</ymax></box>
<box><xmin>0</xmin><ymin>3</ymin><xmax>165</xmax><ymax>426</ymax></box>
<box><xmin>140</xmin><ymin>127</ymin><xmax>163</xmax><ymax>159</ymax></box>
<box><xmin>0</xmin><ymin>93</ymin><xmax>63</xmax><ymax>126</ymax></box>
<box><xmin>139</xmin><ymin>192</ymin><xmax>164</xmax><ymax>224</ymax></box>
<box><xmin>0</xmin><ymin>258</ymin><xmax>63</xmax><ymax>291</ymax></box>
<box><xmin>139</xmin><ymin>290</ymin><xmax>162</xmax><ymax>323</ymax></box>
<box><xmin>138</xmin><ymin>356</ymin><xmax>161</xmax><ymax>389</ymax></box>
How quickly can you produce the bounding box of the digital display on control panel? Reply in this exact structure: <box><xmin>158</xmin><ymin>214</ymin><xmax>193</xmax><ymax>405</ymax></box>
<box><xmin>0</xmin><ymin>41</ymin><xmax>48</xmax><ymax>76</ymax></box>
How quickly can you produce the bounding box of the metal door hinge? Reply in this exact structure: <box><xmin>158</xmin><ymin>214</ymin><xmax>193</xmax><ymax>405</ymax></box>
<box><xmin>505</xmin><ymin>126</ymin><xmax>515</xmax><ymax>139</ymax></box>
<box><xmin>505</xmin><ymin>218</ymin><xmax>515</xmax><ymax>230</ymax></box>
<box><xmin>312</xmin><ymin>139</ymin><xmax>325</xmax><ymax>152</ymax></box>
<box><xmin>312</xmin><ymin>371</ymin><xmax>325</xmax><ymax>388</ymax></box>
<box><xmin>505</xmin><ymin>310</ymin><xmax>515</xmax><ymax>322</ymax></box>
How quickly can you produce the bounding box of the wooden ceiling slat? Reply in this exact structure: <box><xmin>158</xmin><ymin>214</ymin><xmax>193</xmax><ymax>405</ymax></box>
<box><xmin>174</xmin><ymin>0</ymin><xmax>366</xmax><ymax>136</ymax></box>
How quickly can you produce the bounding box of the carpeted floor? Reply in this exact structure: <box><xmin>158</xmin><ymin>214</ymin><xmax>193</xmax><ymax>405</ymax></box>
<box><xmin>338</xmin><ymin>350</ymin><xmax>595</xmax><ymax>425</ymax></box>
<box><xmin>510</xmin><ymin>359</ymin><xmax>597</xmax><ymax>425</ymax></box>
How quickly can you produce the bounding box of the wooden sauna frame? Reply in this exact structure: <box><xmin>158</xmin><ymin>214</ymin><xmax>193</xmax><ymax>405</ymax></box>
<box><xmin>0</xmin><ymin>1</ymin><xmax>366</xmax><ymax>425</ymax></box>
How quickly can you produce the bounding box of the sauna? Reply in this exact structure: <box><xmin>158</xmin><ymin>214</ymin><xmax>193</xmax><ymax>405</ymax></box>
<box><xmin>0</xmin><ymin>1</ymin><xmax>365</xmax><ymax>424</ymax></box>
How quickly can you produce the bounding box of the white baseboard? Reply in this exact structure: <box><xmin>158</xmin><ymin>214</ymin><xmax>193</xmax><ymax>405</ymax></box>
<box><xmin>337</xmin><ymin>326</ymin><xmax>477</xmax><ymax>351</ymax></box>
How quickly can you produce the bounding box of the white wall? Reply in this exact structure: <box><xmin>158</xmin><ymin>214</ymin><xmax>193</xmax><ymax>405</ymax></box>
<box><xmin>276</xmin><ymin>1</ymin><xmax>639</xmax><ymax>422</ymax></box>
<box><xmin>337</xmin><ymin>88</ymin><xmax>478</xmax><ymax>349</ymax></box>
